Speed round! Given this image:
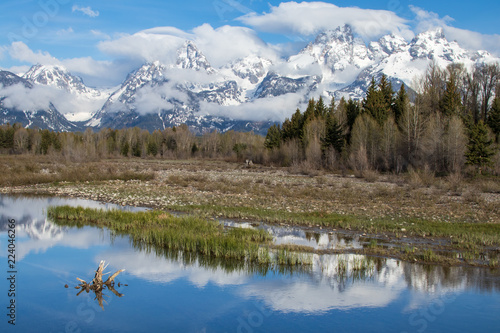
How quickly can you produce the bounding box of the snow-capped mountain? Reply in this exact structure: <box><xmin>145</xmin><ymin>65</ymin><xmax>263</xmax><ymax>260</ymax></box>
<box><xmin>23</xmin><ymin>64</ymin><xmax>102</xmax><ymax>97</ymax></box>
<box><xmin>176</xmin><ymin>41</ymin><xmax>215</xmax><ymax>73</ymax></box>
<box><xmin>288</xmin><ymin>25</ymin><xmax>381</xmax><ymax>81</ymax></box>
<box><xmin>0</xmin><ymin>70</ymin><xmax>77</xmax><ymax>131</ymax></box>
<box><xmin>335</xmin><ymin>27</ymin><xmax>499</xmax><ymax>100</ymax></box>
<box><xmin>21</xmin><ymin>64</ymin><xmax>112</xmax><ymax>122</ymax></box>
<box><xmin>1</xmin><ymin>25</ymin><xmax>499</xmax><ymax>133</ymax></box>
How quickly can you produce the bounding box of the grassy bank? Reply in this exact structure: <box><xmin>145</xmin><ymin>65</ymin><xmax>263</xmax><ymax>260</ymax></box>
<box><xmin>47</xmin><ymin>205</ymin><xmax>312</xmax><ymax>267</ymax></box>
<box><xmin>167</xmin><ymin>204</ymin><xmax>500</xmax><ymax>250</ymax></box>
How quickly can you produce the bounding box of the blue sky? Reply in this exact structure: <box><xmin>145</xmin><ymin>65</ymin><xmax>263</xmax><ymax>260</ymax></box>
<box><xmin>1</xmin><ymin>0</ymin><xmax>499</xmax><ymax>86</ymax></box>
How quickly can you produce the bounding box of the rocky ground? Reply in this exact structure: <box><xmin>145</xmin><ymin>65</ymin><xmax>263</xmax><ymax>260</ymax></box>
<box><xmin>2</xmin><ymin>158</ymin><xmax>500</xmax><ymax>267</ymax></box>
<box><xmin>2</xmin><ymin>158</ymin><xmax>498</xmax><ymax>223</ymax></box>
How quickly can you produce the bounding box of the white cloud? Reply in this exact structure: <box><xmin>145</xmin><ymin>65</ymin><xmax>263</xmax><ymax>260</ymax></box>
<box><xmin>97</xmin><ymin>24</ymin><xmax>279</xmax><ymax>68</ymax></box>
<box><xmin>6</xmin><ymin>41</ymin><xmax>132</xmax><ymax>87</ymax></box>
<box><xmin>72</xmin><ymin>5</ymin><xmax>99</xmax><ymax>18</ymax></box>
<box><xmin>8</xmin><ymin>41</ymin><xmax>61</xmax><ymax>65</ymax></box>
<box><xmin>410</xmin><ymin>6</ymin><xmax>500</xmax><ymax>56</ymax></box>
<box><xmin>132</xmin><ymin>80</ymin><xmax>190</xmax><ymax>115</ymax></box>
<box><xmin>1</xmin><ymin>83</ymin><xmax>53</xmax><ymax>111</ymax></box>
<box><xmin>198</xmin><ymin>92</ymin><xmax>307</xmax><ymax>122</ymax></box>
<box><xmin>97</xmin><ymin>29</ymin><xmax>187</xmax><ymax>64</ymax></box>
<box><xmin>238</xmin><ymin>1</ymin><xmax>414</xmax><ymax>41</ymax></box>
<box><xmin>192</xmin><ymin>24</ymin><xmax>279</xmax><ymax>67</ymax></box>
<box><xmin>0</xmin><ymin>82</ymin><xmax>108</xmax><ymax>118</ymax></box>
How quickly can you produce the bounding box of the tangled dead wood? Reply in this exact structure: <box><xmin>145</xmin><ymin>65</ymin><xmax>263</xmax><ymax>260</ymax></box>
<box><xmin>74</xmin><ymin>260</ymin><xmax>126</xmax><ymax>309</ymax></box>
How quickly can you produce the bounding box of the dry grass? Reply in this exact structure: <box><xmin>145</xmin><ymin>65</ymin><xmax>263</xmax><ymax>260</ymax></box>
<box><xmin>2</xmin><ymin>158</ymin><xmax>499</xmax><ymax>226</ymax></box>
<box><xmin>0</xmin><ymin>155</ymin><xmax>154</xmax><ymax>187</ymax></box>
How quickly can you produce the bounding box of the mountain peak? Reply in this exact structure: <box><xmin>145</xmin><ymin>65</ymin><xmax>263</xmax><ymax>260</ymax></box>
<box><xmin>176</xmin><ymin>41</ymin><xmax>215</xmax><ymax>73</ymax></box>
<box><xmin>314</xmin><ymin>24</ymin><xmax>354</xmax><ymax>45</ymax></box>
<box><xmin>22</xmin><ymin>63</ymin><xmax>106</xmax><ymax>98</ymax></box>
<box><xmin>413</xmin><ymin>27</ymin><xmax>446</xmax><ymax>42</ymax></box>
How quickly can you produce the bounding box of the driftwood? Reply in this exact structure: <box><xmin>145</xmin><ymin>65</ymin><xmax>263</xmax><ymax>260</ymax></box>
<box><xmin>74</xmin><ymin>260</ymin><xmax>126</xmax><ymax>309</ymax></box>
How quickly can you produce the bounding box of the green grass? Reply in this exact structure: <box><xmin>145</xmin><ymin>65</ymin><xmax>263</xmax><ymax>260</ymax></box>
<box><xmin>47</xmin><ymin>206</ymin><xmax>313</xmax><ymax>268</ymax></box>
<box><xmin>165</xmin><ymin>203</ymin><xmax>500</xmax><ymax>250</ymax></box>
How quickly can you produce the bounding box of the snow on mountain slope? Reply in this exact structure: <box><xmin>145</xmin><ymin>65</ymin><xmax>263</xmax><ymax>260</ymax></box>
<box><xmin>2</xmin><ymin>26</ymin><xmax>499</xmax><ymax>132</ymax></box>
<box><xmin>22</xmin><ymin>64</ymin><xmax>111</xmax><ymax>122</ymax></box>
<box><xmin>334</xmin><ymin>27</ymin><xmax>499</xmax><ymax>100</ymax></box>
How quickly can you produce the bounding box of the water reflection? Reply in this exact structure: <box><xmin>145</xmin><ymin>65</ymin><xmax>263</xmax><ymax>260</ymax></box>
<box><xmin>1</xmin><ymin>194</ymin><xmax>499</xmax><ymax>322</ymax></box>
<box><xmin>0</xmin><ymin>195</ymin><xmax>145</xmax><ymax>260</ymax></box>
<box><xmin>223</xmin><ymin>220</ymin><xmax>364</xmax><ymax>250</ymax></box>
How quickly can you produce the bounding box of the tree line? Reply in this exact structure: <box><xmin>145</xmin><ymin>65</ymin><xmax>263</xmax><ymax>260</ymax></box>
<box><xmin>0</xmin><ymin>123</ymin><xmax>265</xmax><ymax>163</ymax></box>
<box><xmin>264</xmin><ymin>62</ymin><xmax>500</xmax><ymax>175</ymax></box>
<box><xmin>0</xmin><ymin>62</ymin><xmax>498</xmax><ymax>175</ymax></box>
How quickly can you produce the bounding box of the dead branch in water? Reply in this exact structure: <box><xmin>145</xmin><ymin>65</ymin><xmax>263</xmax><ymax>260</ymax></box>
<box><xmin>73</xmin><ymin>260</ymin><xmax>126</xmax><ymax>309</ymax></box>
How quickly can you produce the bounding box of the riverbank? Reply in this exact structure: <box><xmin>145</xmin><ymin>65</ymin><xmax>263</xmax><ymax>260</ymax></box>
<box><xmin>1</xmin><ymin>156</ymin><xmax>499</xmax><ymax>267</ymax></box>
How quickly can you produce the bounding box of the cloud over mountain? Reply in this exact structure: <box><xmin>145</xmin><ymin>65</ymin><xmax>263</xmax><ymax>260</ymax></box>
<box><xmin>238</xmin><ymin>2</ymin><xmax>414</xmax><ymax>40</ymax></box>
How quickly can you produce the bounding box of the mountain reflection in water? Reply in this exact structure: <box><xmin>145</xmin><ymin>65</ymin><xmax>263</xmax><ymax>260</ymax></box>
<box><xmin>1</xmin><ymin>194</ymin><xmax>499</xmax><ymax>333</ymax></box>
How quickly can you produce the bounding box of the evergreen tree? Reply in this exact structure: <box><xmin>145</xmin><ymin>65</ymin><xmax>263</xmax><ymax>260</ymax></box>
<box><xmin>378</xmin><ymin>74</ymin><xmax>394</xmax><ymax>114</ymax></box>
<box><xmin>132</xmin><ymin>141</ymin><xmax>141</xmax><ymax>157</ymax></box>
<box><xmin>120</xmin><ymin>141</ymin><xmax>130</xmax><ymax>157</ymax></box>
<box><xmin>363</xmin><ymin>77</ymin><xmax>389</xmax><ymax>126</ymax></box>
<box><xmin>328</xmin><ymin>97</ymin><xmax>335</xmax><ymax>117</ymax></box>
<box><xmin>314</xmin><ymin>96</ymin><xmax>328</xmax><ymax>118</ymax></box>
<box><xmin>346</xmin><ymin>98</ymin><xmax>360</xmax><ymax>136</ymax></box>
<box><xmin>281</xmin><ymin>109</ymin><xmax>303</xmax><ymax>141</ymax></box>
<box><xmin>40</xmin><ymin>130</ymin><xmax>52</xmax><ymax>154</ymax></box>
<box><xmin>264</xmin><ymin>124</ymin><xmax>282</xmax><ymax>149</ymax></box>
<box><xmin>303</xmin><ymin>98</ymin><xmax>316</xmax><ymax>123</ymax></box>
<box><xmin>321</xmin><ymin>114</ymin><xmax>344</xmax><ymax>153</ymax></box>
<box><xmin>487</xmin><ymin>97</ymin><xmax>500</xmax><ymax>141</ymax></box>
<box><xmin>465</xmin><ymin>121</ymin><xmax>495</xmax><ymax>174</ymax></box>
<box><xmin>440</xmin><ymin>75</ymin><xmax>463</xmax><ymax>117</ymax></box>
<box><xmin>191</xmin><ymin>142</ymin><xmax>199</xmax><ymax>155</ymax></box>
<box><xmin>147</xmin><ymin>140</ymin><xmax>158</xmax><ymax>156</ymax></box>
<box><xmin>393</xmin><ymin>84</ymin><xmax>408</xmax><ymax>124</ymax></box>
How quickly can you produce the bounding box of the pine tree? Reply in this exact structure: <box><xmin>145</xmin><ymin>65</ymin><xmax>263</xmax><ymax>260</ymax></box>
<box><xmin>321</xmin><ymin>114</ymin><xmax>344</xmax><ymax>154</ymax></box>
<box><xmin>465</xmin><ymin>121</ymin><xmax>495</xmax><ymax>174</ymax></box>
<box><xmin>379</xmin><ymin>74</ymin><xmax>394</xmax><ymax>114</ymax></box>
<box><xmin>314</xmin><ymin>96</ymin><xmax>327</xmax><ymax>118</ymax></box>
<box><xmin>393</xmin><ymin>84</ymin><xmax>408</xmax><ymax>124</ymax></box>
<box><xmin>346</xmin><ymin>98</ymin><xmax>360</xmax><ymax>140</ymax></box>
<box><xmin>282</xmin><ymin>108</ymin><xmax>304</xmax><ymax>141</ymax></box>
<box><xmin>487</xmin><ymin>97</ymin><xmax>500</xmax><ymax>141</ymax></box>
<box><xmin>363</xmin><ymin>76</ymin><xmax>389</xmax><ymax>126</ymax></box>
<box><xmin>328</xmin><ymin>97</ymin><xmax>335</xmax><ymax>117</ymax></box>
<box><xmin>264</xmin><ymin>124</ymin><xmax>282</xmax><ymax>149</ymax></box>
<box><xmin>303</xmin><ymin>98</ymin><xmax>316</xmax><ymax>123</ymax></box>
<box><xmin>440</xmin><ymin>75</ymin><xmax>462</xmax><ymax>117</ymax></box>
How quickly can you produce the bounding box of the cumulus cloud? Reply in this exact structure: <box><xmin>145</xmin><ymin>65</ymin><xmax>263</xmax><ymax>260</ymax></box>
<box><xmin>8</xmin><ymin>41</ymin><xmax>61</xmax><ymax>65</ymax></box>
<box><xmin>0</xmin><ymin>82</ymin><xmax>108</xmax><ymax>118</ymax></box>
<box><xmin>192</xmin><ymin>24</ymin><xmax>279</xmax><ymax>67</ymax></box>
<box><xmin>410</xmin><ymin>6</ymin><xmax>500</xmax><ymax>56</ymax></box>
<box><xmin>132</xmin><ymin>80</ymin><xmax>190</xmax><ymax>115</ymax></box>
<box><xmin>72</xmin><ymin>5</ymin><xmax>99</xmax><ymax>18</ymax></box>
<box><xmin>198</xmin><ymin>92</ymin><xmax>307</xmax><ymax>122</ymax></box>
<box><xmin>97</xmin><ymin>24</ymin><xmax>279</xmax><ymax>68</ymax></box>
<box><xmin>98</xmin><ymin>28</ymin><xmax>187</xmax><ymax>64</ymax></box>
<box><xmin>6</xmin><ymin>41</ymin><xmax>131</xmax><ymax>87</ymax></box>
<box><xmin>238</xmin><ymin>1</ymin><xmax>414</xmax><ymax>41</ymax></box>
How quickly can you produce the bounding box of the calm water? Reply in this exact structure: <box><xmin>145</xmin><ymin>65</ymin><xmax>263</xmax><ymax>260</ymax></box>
<box><xmin>0</xmin><ymin>194</ymin><xmax>499</xmax><ymax>333</ymax></box>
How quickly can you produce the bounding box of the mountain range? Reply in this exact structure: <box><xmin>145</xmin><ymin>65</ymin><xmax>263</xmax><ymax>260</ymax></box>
<box><xmin>1</xmin><ymin>25</ymin><xmax>498</xmax><ymax>134</ymax></box>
